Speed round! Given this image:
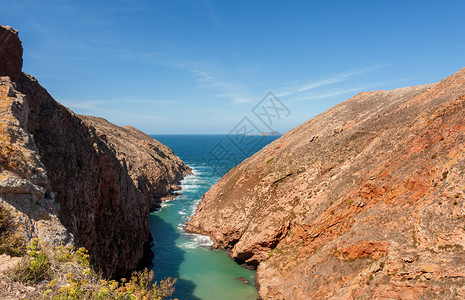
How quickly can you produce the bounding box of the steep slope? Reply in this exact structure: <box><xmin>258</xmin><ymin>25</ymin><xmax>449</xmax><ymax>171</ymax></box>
<box><xmin>0</xmin><ymin>26</ymin><xmax>22</xmax><ymax>82</ymax></box>
<box><xmin>0</xmin><ymin>25</ymin><xmax>190</xmax><ymax>278</ymax></box>
<box><xmin>80</xmin><ymin>115</ymin><xmax>188</xmax><ymax>211</ymax></box>
<box><xmin>187</xmin><ymin>69</ymin><xmax>465</xmax><ymax>299</ymax></box>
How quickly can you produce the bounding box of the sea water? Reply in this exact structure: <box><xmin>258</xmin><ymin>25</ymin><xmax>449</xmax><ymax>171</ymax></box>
<box><xmin>149</xmin><ymin>135</ymin><xmax>279</xmax><ymax>300</ymax></box>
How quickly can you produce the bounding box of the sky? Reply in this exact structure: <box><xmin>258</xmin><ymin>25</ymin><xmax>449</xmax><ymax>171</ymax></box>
<box><xmin>1</xmin><ymin>0</ymin><xmax>464</xmax><ymax>134</ymax></box>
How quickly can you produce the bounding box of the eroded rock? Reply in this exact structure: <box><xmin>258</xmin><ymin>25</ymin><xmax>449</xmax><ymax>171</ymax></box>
<box><xmin>0</xmin><ymin>25</ymin><xmax>190</xmax><ymax>278</ymax></box>
<box><xmin>187</xmin><ymin>68</ymin><xmax>465</xmax><ymax>298</ymax></box>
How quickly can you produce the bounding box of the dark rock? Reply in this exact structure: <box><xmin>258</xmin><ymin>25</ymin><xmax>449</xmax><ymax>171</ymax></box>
<box><xmin>236</xmin><ymin>277</ymin><xmax>250</xmax><ymax>285</ymax></box>
<box><xmin>0</xmin><ymin>26</ymin><xmax>22</xmax><ymax>82</ymax></box>
<box><xmin>0</xmin><ymin>25</ymin><xmax>191</xmax><ymax>279</ymax></box>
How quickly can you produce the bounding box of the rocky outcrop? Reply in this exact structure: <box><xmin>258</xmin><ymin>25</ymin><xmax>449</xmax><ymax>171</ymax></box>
<box><xmin>0</xmin><ymin>26</ymin><xmax>22</xmax><ymax>82</ymax></box>
<box><xmin>80</xmin><ymin>115</ymin><xmax>188</xmax><ymax>211</ymax></box>
<box><xmin>0</xmin><ymin>77</ymin><xmax>72</xmax><ymax>247</ymax></box>
<box><xmin>187</xmin><ymin>68</ymin><xmax>465</xmax><ymax>298</ymax></box>
<box><xmin>0</xmin><ymin>25</ymin><xmax>190</xmax><ymax>278</ymax></box>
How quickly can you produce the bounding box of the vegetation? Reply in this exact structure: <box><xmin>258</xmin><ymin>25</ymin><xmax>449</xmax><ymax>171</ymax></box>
<box><xmin>8</xmin><ymin>239</ymin><xmax>176</xmax><ymax>299</ymax></box>
<box><xmin>442</xmin><ymin>170</ymin><xmax>448</xmax><ymax>179</ymax></box>
<box><xmin>0</xmin><ymin>205</ymin><xmax>26</xmax><ymax>256</ymax></box>
<box><xmin>269</xmin><ymin>249</ymin><xmax>274</xmax><ymax>257</ymax></box>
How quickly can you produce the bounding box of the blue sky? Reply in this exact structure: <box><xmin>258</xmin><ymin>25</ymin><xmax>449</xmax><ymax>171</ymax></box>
<box><xmin>1</xmin><ymin>0</ymin><xmax>464</xmax><ymax>134</ymax></box>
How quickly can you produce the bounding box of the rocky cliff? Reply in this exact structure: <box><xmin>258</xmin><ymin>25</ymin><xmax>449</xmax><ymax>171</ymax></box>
<box><xmin>187</xmin><ymin>68</ymin><xmax>465</xmax><ymax>299</ymax></box>
<box><xmin>0</xmin><ymin>25</ymin><xmax>190</xmax><ymax>278</ymax></box>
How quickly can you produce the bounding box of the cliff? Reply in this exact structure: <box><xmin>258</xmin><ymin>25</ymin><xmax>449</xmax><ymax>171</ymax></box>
<box><xmin>187</xmin><ymin>69</ymin><xmax>465</xmax><ymax>299</ymax></box>
<box><xmin>0</xmin><ymin>25</ymin><xmax>190</xmax><ymax>278</ymax></box>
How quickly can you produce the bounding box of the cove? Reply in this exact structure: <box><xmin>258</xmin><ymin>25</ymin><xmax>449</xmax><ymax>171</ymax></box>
<box><xmin>149</xmin><ymin>134</ymin><xmax>279</xmax><ymax>300</ymax></box>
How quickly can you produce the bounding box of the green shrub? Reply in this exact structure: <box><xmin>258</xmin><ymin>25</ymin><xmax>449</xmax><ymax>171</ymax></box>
<box><xmin>43</xmin><ymin>267</ymin><xmax>176</xmax><ymax>300</ymax></box>
<box><xmin>8</xmin><ymin>239</ymin><xmax>51</xmax><ymax>284</ymax></box>
<box><xmin>8</xmin><ymin>239</ymin><xmax>176</xmax><ymax>299</ymax></box>
<box><xmin>442</xmin><ymin>170</ymin><xmax>448</xmax><ymax>179</ymax></box>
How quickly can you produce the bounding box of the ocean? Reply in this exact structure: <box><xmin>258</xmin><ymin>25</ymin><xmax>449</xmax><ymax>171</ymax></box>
<box><xmin>149</xmin><ymin>134</ymin><xmax>279</xmax><ymax>300</ymax></box>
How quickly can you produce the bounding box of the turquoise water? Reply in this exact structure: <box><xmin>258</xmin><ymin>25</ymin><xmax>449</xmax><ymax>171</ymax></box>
<box><xmin>149</xmin><ymin>135</ymin><xmax>279</xmax><ymax>300</ymax></box>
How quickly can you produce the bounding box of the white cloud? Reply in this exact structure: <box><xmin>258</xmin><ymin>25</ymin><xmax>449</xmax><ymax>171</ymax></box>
<box><xmin>289</xmin><ymin>87</ymin><xmax>368</xmax><ymax>102</ymax></box>
<box><xmin>287</xmin><ymin>76</ymin><xmax>420</xmax><ymax>103</ymax></box>
<box><xmin>277</xmin><ymin>66</ymin><xmax>385</xmax><ymax>98</ymax></box>
<box><xmin>171</xmin><ymin>61</ymin><xmax>258</xmax><ymax>104</ymax></box>
<box><xmin>61</xmin><ymin>97</ymin><xmax>176</xmax><ymax>113</ymax></box>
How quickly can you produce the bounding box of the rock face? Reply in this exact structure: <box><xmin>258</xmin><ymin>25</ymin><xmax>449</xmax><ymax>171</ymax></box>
<box><xmin>187</xmin><ymin>68</ymin><xmax>465</xmax><ymax>299</ymax></box>
<box><xmin>0</xmin><ymin>77</ymin><xmax>72</xmax><ymax>247</ymax></box>
<box><xmin>0</xmin><ymin>25</ymin><xmax>190</xmax><ymax>278</ymax></box>
<box><xmin>80</xmin><ymin>116</ymin><xmax>188</xmax><ymax>211</ymax></box>
<box><xmin>0</xmin><ymin>26</ymin><xmax>22</xmax><ymax>82</ymax></box>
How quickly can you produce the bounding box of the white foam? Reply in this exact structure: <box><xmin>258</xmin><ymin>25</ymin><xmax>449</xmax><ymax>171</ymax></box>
<box><xmin>160</xmin><ymin>202</ymin><xmax>173</xmax><ymax>208</ymax></box>
<box><xmin>180</xmin><ymin>184</ymin><xmax>201</xmax><ymax>190</ymax></box>
<box><xmin>180</xmin><ymin>179</ymin><xmax>200</xmax><ymax>188</ymax></box>
<box><xmin>154</xmin><ymin>164</ymin><xmax>216</xmax><ymax>250</ymax></box>
<box><xmin>181</xmin><ymin>176</ymin><xmax>205</xmax><ymax>185</ymax></box>
<box><xmin>177</xmin><ymin>223</ymin><xmax>185</xmax><ymax>231</ymax></box>
<box><xmin>190</xmin><ymin>166</ymin><xmax>207</xmax><ymax>175</ymax></box>
<box><xmin>179</xmin><ymin>233</ymin><xmax>214</xmax><ymax>249</ymax></box>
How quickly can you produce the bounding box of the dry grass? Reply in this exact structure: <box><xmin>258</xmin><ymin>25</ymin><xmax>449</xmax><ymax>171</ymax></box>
<box><xmin>0</xmin><ymin>205</ymin><xmax>26</xmax><ymax>257</ymax></box>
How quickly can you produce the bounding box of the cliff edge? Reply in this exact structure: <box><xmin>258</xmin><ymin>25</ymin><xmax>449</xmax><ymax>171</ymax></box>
<box><xmin>187</xmin><ymin>69</ymin><xmax>465</xmax><ymax>299</ymax></box>
<box><xmin>0</xmin><ymin>25</ymin><xmax>190</xmax><ymax>278</ymax></box>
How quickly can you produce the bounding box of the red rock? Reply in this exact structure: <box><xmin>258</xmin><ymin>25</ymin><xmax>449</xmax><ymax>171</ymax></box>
<box><xmin>187</xmin><ymin>68</ymin><xmax>465</xmax><ymax>298</ymax></box>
